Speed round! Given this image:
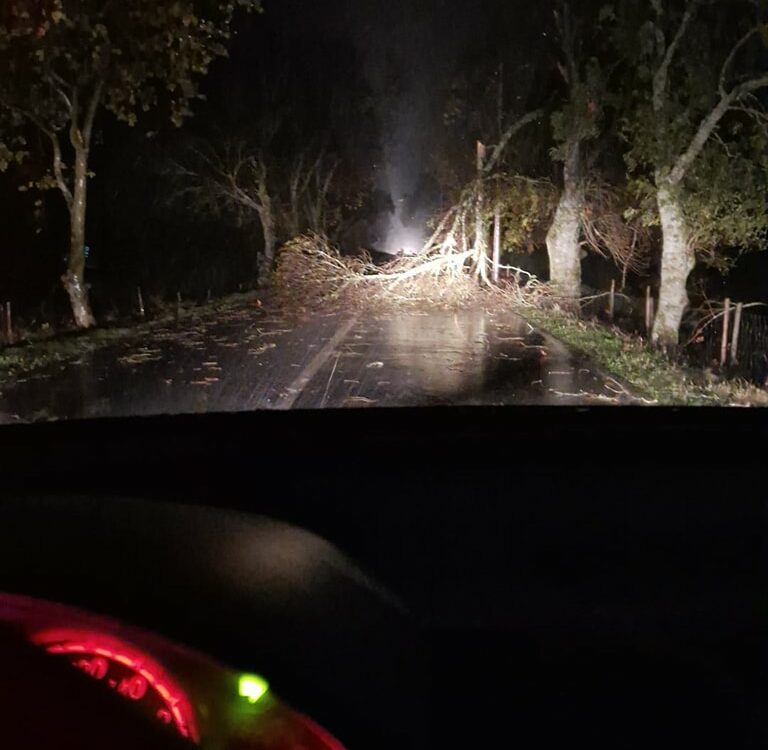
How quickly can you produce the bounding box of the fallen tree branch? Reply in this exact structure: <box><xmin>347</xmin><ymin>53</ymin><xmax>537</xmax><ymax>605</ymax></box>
<box><xmin>361</xmin><ymin>250</ymin><xmax>474</xmax><ymax>286</ymax></box>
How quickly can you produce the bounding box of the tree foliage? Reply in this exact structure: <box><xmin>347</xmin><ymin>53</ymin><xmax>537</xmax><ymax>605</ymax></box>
<box><xmin>616</xmin><ymin>0</ymin><xmax>768</xmax><ymax>264</ymax></box>
<box><xmin>549</xmin><ymin>0</ymin><xmax>608</xmax><ymax>163</ymax></box>
<box><xmin>0</xmin><ymin>0</ymin><xmax>261</xmax><ymax>326</ymax></box>
<box><xmin>0</xmin><ymin>0</ymin><xmax>262</xmax><ymax>167</ymax></box>
<box><xmin>492</xmin><ymin>175</ymin><xmax>557</xmax><ymax>253</ymax></box>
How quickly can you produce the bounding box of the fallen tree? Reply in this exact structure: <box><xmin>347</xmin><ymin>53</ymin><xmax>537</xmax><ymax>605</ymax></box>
<box><xmin>272</xmin><ymin>233</ymin><xmax>551</xmax><ymax>314</ymax></box>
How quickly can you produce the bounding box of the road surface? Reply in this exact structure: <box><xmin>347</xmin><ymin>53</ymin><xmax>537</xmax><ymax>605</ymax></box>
<box><xmin>0</xmin><ymin>304</ymin><xmax>637</xmax><ymax>422</ymax></box>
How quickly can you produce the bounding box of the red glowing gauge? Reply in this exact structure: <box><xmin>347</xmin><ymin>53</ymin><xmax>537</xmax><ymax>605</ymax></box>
<box><xmin>297</xmin><ymin>714</ymin><xmax>349</xmax><ymax>750</ymax></box>
<box><xmin>31</xmin><ymin>628</ymin><xmax>200</xmax><ymax>744</ymax></box>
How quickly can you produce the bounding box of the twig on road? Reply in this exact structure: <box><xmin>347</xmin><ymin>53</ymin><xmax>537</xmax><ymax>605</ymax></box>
<box><xmin>321</xmin><ymin>352</ymin><xmax>341</xmax><ymax>408</ymax></box>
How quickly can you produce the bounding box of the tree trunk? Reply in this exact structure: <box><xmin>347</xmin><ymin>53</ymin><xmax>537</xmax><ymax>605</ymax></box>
<box><xmin>492</xmin><ymin>207</ymin><xmax>501</xmax><ymax>284</ymax></box>
<box><xmin>62</xmin><ymin>146</ymin><xmax>96</xmax><ymax>329</ymax></box>
<box><xmin>652</xmin><ymin>181</ymin><xmax>694</xmax><ymax>350</ymax></box>
<box><xmin>307</xmin><ymin>196</ymin><xmax>322</xmax><ymax>236</ymax></box>
<box><xmin>255</xmin><ymin>172</ymin><xmax>277</xmax><ymax>285</ymax></box>
<box><xmin>258</xmin><ymin>203</ymin><xmax>277</xmax><ymax>285</ymax></box>
<box><xmin>475</xmin><ymin>142</ymin><xmax>489</xmax><ymax>283</ymax></box>
<box><xmin>289</xmin><ymin>180</ymin><xmax>301</xmax><ymax>238</ymax></box>
<box><xmin>546</xmin><ymin>140</ymin><xmax>584</xmax><ymax>305</ymax></box>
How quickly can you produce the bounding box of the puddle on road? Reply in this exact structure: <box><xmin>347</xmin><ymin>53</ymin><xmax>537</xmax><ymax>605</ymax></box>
<box><xmin>297</xmin><ymin>309</ymin><xmax>632</xmax><ymax>408</ymax></box>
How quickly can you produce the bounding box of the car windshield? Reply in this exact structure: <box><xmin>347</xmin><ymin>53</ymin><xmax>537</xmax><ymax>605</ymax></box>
<box><xmin>2</xmin><ymin>0</ymin><xmax>768</xmax><ymax>422</ymax></box>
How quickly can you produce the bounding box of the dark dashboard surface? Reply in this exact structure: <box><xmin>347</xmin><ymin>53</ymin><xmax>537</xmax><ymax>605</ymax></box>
<box><xmin>1</xmin><ymin>406</ymin><xmax>766</xmax><ymax>748</ymax></box>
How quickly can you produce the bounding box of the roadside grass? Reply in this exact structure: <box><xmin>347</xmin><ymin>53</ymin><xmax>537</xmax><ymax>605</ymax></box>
<box><xmin>518</xmin><ymin>306</ymin><xmax>768</xmax><ymax>407</ymax></box>
<box><xmin>0</xmin><ymin>290</ymin><xmax>261</xmax><ymax>382</ymax></box>
<box><xmin>0</xmin><ymin>326</ymin><xmax>134</xmax><ymax>381</ymax></box>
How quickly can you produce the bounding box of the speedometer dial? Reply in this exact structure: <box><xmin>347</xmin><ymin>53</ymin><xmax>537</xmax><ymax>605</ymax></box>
<box><xmin>1</xmin><ymin>593</ymin><xmax>348</xmax><ymax>750</ymax></box>
<box><xmin>31</xmin><ymin>628</ymin><xmax>200</xmax><ymax>743</ymax></box>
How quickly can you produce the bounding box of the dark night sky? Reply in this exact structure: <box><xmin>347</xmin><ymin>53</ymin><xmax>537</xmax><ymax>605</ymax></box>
<box><xmin>229</xmin><ymin>0</ymin><xmax>545</xmax><ymax>251</ymax></box>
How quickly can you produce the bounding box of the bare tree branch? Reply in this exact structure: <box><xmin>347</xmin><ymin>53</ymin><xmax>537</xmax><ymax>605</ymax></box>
<box><xmin>0</xmin><ymin>96</ymin><xmax>74</xmax><ymax>207</ymax></box>
<box><xmin>719</xmin><ymin>27</ymin><xmax>759</xmax><ymax>97</ymax></box>
<box><xmin>554</xmin><ymin>0</ymin><xmax>578</xmax><ymax>87</ymax></box>
<box><xmin>732</xmin><ymin>73</ymin><xmax>768</xmax><ymax>99</ymax></box>
<box><xmin>49</xmin><ymin>130</ymin><xmax>73</xmax><ymax>209</ymax></box>
<box><xmin>483</xmin><ymin>108</ymin><xmax>545</xmax><ymax>175</ymax></box>
<box><xmin>669</xmin><ymin>71</ymin><xmax>768</xmax><ymax>185</ymax></box>
<box><xmin>52</xmin><ymin>85</ymin><xmax>72</xmax><ymax>112</ymax></box>
<box><xmin>729</xmin><ymin>102</ymin><xmax>768</xmax><ymax>126</ymax></box>
<box><xmin>668</xmin><ymin>94</ymin><xmax>732</xmax><ymax>185</ymax></box>
<box><xmin>69</xmin><ymin>87</ymin><xmax>81</xmax><ymax>149</ymax></box>
<box><xmin>653</xmin><ymin>0</ymin><xmax>700</xmax><ymax>113</ymax></box>
<box><xmin>83</xmin><ymin>77</ymin><xmax>105</xmax><ymax>146</ymax></box>
<box><xmin>664</xmin><ymin>18</ymin><xmax>768</xmax><ymax>185</ymax></box>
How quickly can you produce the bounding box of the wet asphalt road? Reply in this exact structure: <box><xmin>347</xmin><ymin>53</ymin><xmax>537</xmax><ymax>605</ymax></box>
<box><xmin>0</xmin><ymin>304</ymin><xmax>637</xmax><ymax>423</ymax></box>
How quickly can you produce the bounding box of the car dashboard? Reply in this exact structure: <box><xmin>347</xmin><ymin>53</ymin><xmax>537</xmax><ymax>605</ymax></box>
<box><xmin>0</xmin><ymin>406</ymin><xmax>765</xmax><ymax>748</ymax></box>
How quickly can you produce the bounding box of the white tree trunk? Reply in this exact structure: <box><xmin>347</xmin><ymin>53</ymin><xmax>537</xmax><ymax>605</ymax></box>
<box><xmin>62</xmin><ymin>146</ymin><xmax>96</xmax><ymax>329</ymax></box>
<box><xmin>256</xmin><ymin>174</ymin><xmax>277</xmax><ymax>285</ymax></box>
<box><xmin>652</xmin><ymin>181</ymin><xmax>694</xmax><ymax>349</ymax></box>
<box><xmin>475</xmin><ymin>142</ymin><xmax>490</xmax><ymax>283</ymax></box>
<box><xmin>258</xmin><ymin>204</ymin><xmax>277</xmax><ymax>285</ymax></box>
<box><xmin>546</xmin><ymin>141</ymin><xmax>584</xmax><ymax>304</ymax></box>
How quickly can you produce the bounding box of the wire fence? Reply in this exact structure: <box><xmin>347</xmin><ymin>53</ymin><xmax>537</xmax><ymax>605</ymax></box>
<box><xmin>686</xmin><ymin>307</ymin><xmax>768</xmax><ymax>383</ymax></box>
<box><xmin>582</xmin><ymin>283</ymin><xmax>768</xmax><ymax>385</ymax></box>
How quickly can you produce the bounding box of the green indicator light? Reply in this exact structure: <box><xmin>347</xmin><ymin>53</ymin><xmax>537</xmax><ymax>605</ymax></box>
<box><xmin>238</xmin><ymin>674</ymin><xmax>269</xmax><ymax>704</ymax></box>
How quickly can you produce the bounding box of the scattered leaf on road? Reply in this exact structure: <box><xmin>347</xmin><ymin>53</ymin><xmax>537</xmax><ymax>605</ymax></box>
<box><xmin>248</xmin><ymin>343</ymin><xmax>277</xmax><ymax>356</ymax></box>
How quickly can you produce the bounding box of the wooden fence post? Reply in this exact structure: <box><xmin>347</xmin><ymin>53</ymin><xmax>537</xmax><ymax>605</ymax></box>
<box><xmin>645</xmin><ymin>286</ymin><xmax>653</xmax><ymax>335</ymax></box>
<box><xmin>5</xmin><ymin>301</ymin><xmax>12</xmax><ymax>345</ymax></box>
<box><xmin>720</xmin><ymin>297</ymin><xmax>731</xmax><ymax>368</ymax></box>
<box><xmin>608</xmin><ymin>280</ymin><xmax>616</xmax><ymax>322</ymax></box>
<box><xmin>492</xmin><ymin>207</ymin><xmax>501</xmax><ymax>284</ymax></box>
<box><xmin>136</xmin><ymin>286</ymin><xmax>145</xmax><ymax>318</ymax></box>
<box><xmin>730</xmin><ymin>302</ymin><xmax>743</xmax><ymax>367</ymax></box>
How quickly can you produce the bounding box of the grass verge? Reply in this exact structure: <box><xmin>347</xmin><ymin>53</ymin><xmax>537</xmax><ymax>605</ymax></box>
<box><xmin>518</xmin><ymin>306</ymin><xmax>768</xmax><ymax>407</ymax></box>
<box><xmin>0</xmin><ymin>290</ymin><xmax>261</xmax><ymax>382</ymax></box>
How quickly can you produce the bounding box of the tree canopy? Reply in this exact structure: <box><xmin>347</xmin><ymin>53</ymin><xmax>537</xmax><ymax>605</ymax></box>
<box><xmin>0</xmin><ymin>0</ymin><xmax>261</xmax><ymax>327</ymax></box>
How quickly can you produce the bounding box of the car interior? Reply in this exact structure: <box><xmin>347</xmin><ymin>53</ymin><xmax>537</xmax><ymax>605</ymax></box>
<box><xmin>0</xmin><ymin>407</ymin><xmax>764</xmax><ymax>748</ymax></box>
